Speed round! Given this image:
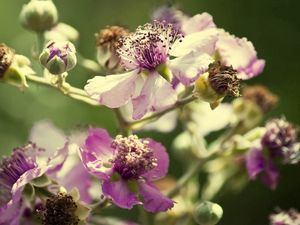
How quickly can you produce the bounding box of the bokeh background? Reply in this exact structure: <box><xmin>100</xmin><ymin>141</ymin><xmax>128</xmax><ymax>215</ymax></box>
<box><xmin>0</xmin><ymin>0</ymin><xmax>299</xmax><ymax>224</ymax></box>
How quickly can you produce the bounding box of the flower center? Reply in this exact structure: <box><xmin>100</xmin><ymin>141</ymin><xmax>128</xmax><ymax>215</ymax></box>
<box><xmin>0</xmin><ymin>144</ymin><xmax>36</xmax><ymax>207</ymax></box>
<box><xmin>0</xmin><ymin>43</ymin><xmax>14</xmax><ymax>77</ymax></box>
<box><xmin>111</xmin><ymin>135</ymin><xmax>157</xmax><ymax>179</ymax></box>
<box><xmin>40</xmin><ymin>193</ymin><xmax>79</xmax><ymax>225</ymax></box>
<box><xmin>116</xmin><ymin>21</ymin><xmax>183</xmax><ymax>71</ymax></box>
<box><xmin>262</xmin><ymin>119</ymin><xmax>297</xmax><ymax>152</ymax></box>
<box><xmin>208</xmin><ymin>61</ymin><xmax>240</xmax><ymax>97</ymax></box>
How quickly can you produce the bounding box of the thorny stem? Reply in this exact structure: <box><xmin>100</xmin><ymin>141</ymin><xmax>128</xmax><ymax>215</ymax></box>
<box><xmin>25</xmin><ymin>74</ymin><xmax>99</xmax><ymax>106</ymax></box>
<box><xmin>113</xmin><ymin>108</ymin><xmax>132</xmax><ymax>136</ymax></box>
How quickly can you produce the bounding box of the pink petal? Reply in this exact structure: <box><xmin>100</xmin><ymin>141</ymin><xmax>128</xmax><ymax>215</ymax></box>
<box><xmin>170</xmin><ymin>28</ymin><xmax>218</xmax><ymax>57</ymax></box>
<box><xmin>79</xmin><ymin>128</ymin><xmax>115</xmax><ymax>180</ymax></box>
<box><xmin>85</xmin><ymin>70</ymin><xmax>139</xmax><ymax>108</ymax></box>
<box><xmin>169</xmin><ymin>51</ymin><xmax>213</xmax><ymax>85</ymax></box>
<box><xmin>245</xmin><ymin>147</ymin><xmax>265</xmax><ymax>179</ymax></box>
<box><xmin>261</xmin><ymin>160</ymin><xmax>279</xmax><ymax>190</ymax></box>
<box><xmin>138</xmin><ymin>181</ymin><xmax>174</xmax><ymax>213</ymax></box>
<box><xmin>182</xmin><ymin>12</ymin><xmax>216</xmax><ymax>34</ymax></box>
<box><xmin>216</xmin><ymin>32</ymin><xmax>265</xmax><ymax>79</ymax></box>
<box><xmin>102</xmin><ymin>179</ymin><xmax>140</xmax><ymax>209</ymax></box>
<box><xmin>132</xmin><ymin>72</ymin><xmax>177</xmax><ymax>120</ymax></box>
<box><xmin>143</xmin><ymin>139</ymin><xmax>169</xmax><ymax>180</ymax></box>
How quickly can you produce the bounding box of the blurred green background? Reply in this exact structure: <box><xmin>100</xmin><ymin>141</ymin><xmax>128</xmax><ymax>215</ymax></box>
<box><xmin>0</xmin><ymin>0</ymin><xmax>299</xmax><ymax>224</ymax></box>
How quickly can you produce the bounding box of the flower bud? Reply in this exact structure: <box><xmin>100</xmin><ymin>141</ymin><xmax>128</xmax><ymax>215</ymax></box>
<box><xmin>45</xmin><ymin>23</ymin><xmax>79</xmax><ymax>43</ymax></box>
<box><xmin>0</xmin><ymin>43</ymin><xmax>34</xmax><ymax>89</ymax></box>
<box><xmin>20</xmin><ymin>0</ymin><xmax>58</xmax><ymax>32</ymax></box>
<box><xmin>96</xmin><ymin>25</ymin><xmax>129</xmax><ymax>72</ymax></box>
<box><xmin>194</xmin><ymin>62</ymin><xmax>240</xmax><ymax>109</ymax></box>
<box><xmin>39</xmin><ymin>41</ymin><xmax>77</xmax><ymax>75</ymax></box>
<box><xmin>193</xmin><ymin>201</ymin><xmax>223</xmax><ymax>225</ymax></box>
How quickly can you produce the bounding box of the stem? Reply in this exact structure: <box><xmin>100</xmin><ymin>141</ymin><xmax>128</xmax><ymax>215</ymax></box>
<box><xmin>128</xmin><ymin>95</ymin><xmax>197</xmax><ymax>129</ymax></box>
<box><xmin>139</xmin><ymin>205</ymin><xmax>151</xmax><ymax>225</ymax></box>
<box><xmin>36</xmin><ymin>32</ymin><xmax>45</xmax><ymax>54</ymax></box>
<box><xmin>26</xmin><ymin>74</ymin><xmax>99</xmax><ymax>106</ymax></box>
<box><xmin>113</xmin><ymin>108</ymin><xmax>131</xmax><ymax>136</ymax></box>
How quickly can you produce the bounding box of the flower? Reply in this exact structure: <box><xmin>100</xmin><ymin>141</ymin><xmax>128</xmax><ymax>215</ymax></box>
<box><xmin>85</xmin><ymin>21</ymin><xmax>218</xmax><ymax>119</ymax></box>
<box><xmin>152</xmin><ymin>7</ymin><xmax>265</xmax><ymax>79</ymax></box>
<box><xmin>80</xmin><ymin>128</ymin><xmax>174</xmax><ymax>212</ymax></box>
<box><xmin>194</xmin><ymin>61</ymin><xmax>240</xmax><ymax>108</ymax></box>
<box><xmin>216</xmin><ymin>31</ymin><xmax>265</xmax><ymax>80</ymax></box>
<box><xmin>96</xmin><ymin>25</ymin><xmax>129</xmax><ymax>72</ymax></box>
<box><xmin>0</xmin><ymin>142</ymin><xmax>67</xmax><ymax>224</ymax></box>
<box><xmin>29</xmin><ymin>120</ymin><xmax>93</xmax><ymax>204</ymax></box>
<box><xmin>39</xmin><ymin>188</ymin><xmax>91</xmax><ymax>225</ymax></box>
<box><xmin>39</xmin><ymin>40</ymin><xmax>77</xmax><ymax>75</ymax></box>
<box><xmin>0</xmin><ymin>43</ymin><xmax>34</xmax><ymax>89</ymax></box>
<box><xmin>152</xmin><ymin>5</ymin><xmax>188</xmax><ymax>32</ymax></box>
<box><xmin>245</xmin><ymin>118</ymin><xmax>299</xmax><ymax>189</ymax></box>
<box><xmin>270</xmin><ymin>208</ymin><xmax>300</xmax><ymax>225</ymax></box>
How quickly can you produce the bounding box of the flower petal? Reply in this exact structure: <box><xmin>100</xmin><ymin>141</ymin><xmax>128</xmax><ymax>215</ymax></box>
<box><xmin>102</xmin><ymin>179</ymin><xmax>140</xmax><ymax>209</ymax></box>
<box><xmin>170</xmin><ymin>28</ymin><xmax>218</xmax><ymax>57</ymax></box>
<box><xmin>132</xmin><ymin>72</ymin><xmax>177</xmax><ymax>120</ymax></box>
<box><xmin>80</xmin><ymin>128</ymin><xmax>114</xmax><ymax>180</ymax></box>
<box><xmin>143</xmin><ymin>139</ymin><xmax>169</xmax><ymax>180</ymax></box>
<box><xmin>216</xmin><ymin>32</ymin><xmax>265</xmax><ymax>79</ymax></box>
<box><xmin>29</xmin><ymin>120</ymin><xmax>66</xmax><ymax>155</ymax></box>
<box><xmin>182</xmin><ymin>12</ymin><xmax>216</xmax><ymax>34</ymax></box>
<box><xmin>261</xmin><ymin>160</ymin><xmax>279</xmax><ymax>190</ymax></box>
<box><xmin>190</xmin><ymin>102</ymin><xmax>233</xmax><ymax>136</ymax></box>
<box><xmin>169</xmin><ymin>51</ymin><xmax>213</xmax><ymax>85</ymax></box>
<box><xmin>85</xmin><ymin>70</ymin><xmax>139</xmax><ymax>108</ymax></box>
<box><xmin>0</xmin><ymin>200</ymin><xmax>23</xmax><ymax>225</ymax></box>
<box><xmin>138</xmin><ymin>181</ymin><xmax>174</xmax><ymax>213</ymax></box>
<box><xmin>245</xmin><ymin>147</ymin><xmax>265</xmax><ymax>179</ymax></box>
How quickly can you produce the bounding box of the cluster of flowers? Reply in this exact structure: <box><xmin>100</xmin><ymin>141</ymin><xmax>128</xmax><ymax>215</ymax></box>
<box><xmin>0</xmin><ymin>1</ymin><xmax>299</xmax><ymax>225</ymax></box>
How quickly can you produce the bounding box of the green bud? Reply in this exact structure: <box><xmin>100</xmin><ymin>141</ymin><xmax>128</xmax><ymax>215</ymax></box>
<box><xmin>39</xmin><ymin>41</ymin><xmax>77</xmax><ymax>75</ymax></box>
<box><xmin>20</xmin><ymin>0</ymin><xmax>58</xmax><ymax>32</ymax></box>
<box><xmin>193</xmin><ymin>201</ymin><xmax>223</xmax><ymax>225</ymax></box>
<box><xmin>45</xmin><ymin>23</ymin><xmax>80</xmax><ymax>43</ymax></box>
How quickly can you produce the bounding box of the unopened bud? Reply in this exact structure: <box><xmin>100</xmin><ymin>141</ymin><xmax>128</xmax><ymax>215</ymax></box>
<box><xmin>39</xmin><ymin>41</ymin><xmax>77</xmax><ymax>75</ymax></box>
<box><xmin>20</xmin><ymin>0</ymin><xmax>58</xmax><ymax>32</ymax></box>
<box><xmin>45</xmin><ymin>23</ymin><xmax>79</xmax><ymax>43</ymax></box>
<box><xmin>193</xmin><ymin>201</ymin><xmax>223</xmax><ymax>225</ymax></box>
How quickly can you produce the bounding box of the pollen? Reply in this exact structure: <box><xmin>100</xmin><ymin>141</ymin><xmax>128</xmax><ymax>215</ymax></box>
<box><xmin>111</xmin><ymin>135</ymin><xmax>157</xmax><ymax>179</ymax></box>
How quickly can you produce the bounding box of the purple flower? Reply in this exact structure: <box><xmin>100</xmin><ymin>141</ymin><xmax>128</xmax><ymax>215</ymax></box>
<box><xmin>245</xmin><ymin>118</ymin><xmax>299</xmax><ymax>189</ymax></box>
<box><xmin>85</xmin><ymin>21</ymin><xmax>218</xmax><ymax>119</ymax></box>
<box><xmin>0</xmin><ymin>142</ymin><xmax>66</xmax><ymax>224</ymax></box>
<box><xmin>29</xmin><ymin>120</ymin><xmax>93</xmax><ymax>203</ymax></box>
<box><xmin>79</xmin><ymin>128</ymin><xmax>174</xmax><ymax>212</ymax></box>
<box><xmin>152</xmin><ymin>6</ymin><xmax>188</xmax><ymax>32</ymax></box>
<box><xmin>270</xmin><ymin>208</ymin><xmax>300</xmax><ymax>225</ymax></box>
<box><xmin>155</xmin><ymin>7</ymin><xmax>266</xmax><ymax>79</ymax></box>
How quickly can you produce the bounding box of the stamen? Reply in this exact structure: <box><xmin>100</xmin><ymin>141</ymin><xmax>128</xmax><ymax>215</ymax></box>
<box><xmin>40</xmin><ymin>193</ymin><xmax>79</xmax><ymax>225</ymax></box>
<box><xmin>116</xmin><ymin>21</ymin><xmax>183</xmax><ymax>71</ymax></box>
<box><xmin>0</xmin><ymin>143</ymin><xmax>37</xmax><ymax>206</ymax></box>
<box><xmin>111</xmin><ymin>135</ymin><xmax>157</xmax><ymax>179</ymax></box>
